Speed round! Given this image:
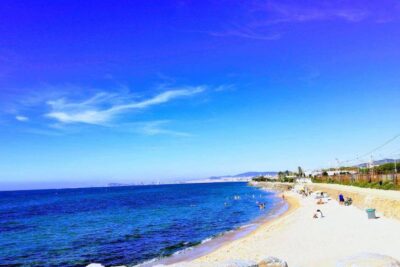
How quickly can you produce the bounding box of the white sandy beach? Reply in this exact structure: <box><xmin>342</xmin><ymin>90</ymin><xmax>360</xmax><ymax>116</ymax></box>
<box><xmin>171</xmin><ymin>186</ymin><xmax>400</xmax><ymax>267</ymax></box>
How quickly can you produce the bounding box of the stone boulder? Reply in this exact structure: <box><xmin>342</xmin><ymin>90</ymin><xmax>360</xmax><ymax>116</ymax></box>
<box><xmin>336</xmin><ymin>253</ymin><xmax>400</xmax><ymax>267</ymax></box>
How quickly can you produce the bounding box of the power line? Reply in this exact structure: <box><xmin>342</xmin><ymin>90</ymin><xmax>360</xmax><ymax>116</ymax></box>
<box><xmin>387</xmin><ymin>147</ymin><xmax>400</xmax><ymax>156</ymax></box>
<box><xmin>360</xmin><ymin>133</ymin><xmax>400</xmax><ymax>158</ymax></box>
<box><xmin>337</xmin><ymin>133</ymin><xmax>400</xmax><ymax>166</ymax></box>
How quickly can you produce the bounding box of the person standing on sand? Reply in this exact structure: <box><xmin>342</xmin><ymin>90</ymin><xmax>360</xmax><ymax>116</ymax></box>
<box><xmin>339</xmin><ymin>194</ymin><xmax>345</xmax><ymax>205</ymax></box>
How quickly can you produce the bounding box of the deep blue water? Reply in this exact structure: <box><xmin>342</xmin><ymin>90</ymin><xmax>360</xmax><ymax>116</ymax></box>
<box><xmin>0</xmin><ymin>182</ymin><xmax>281</xmax><ymax>267</ymax></box>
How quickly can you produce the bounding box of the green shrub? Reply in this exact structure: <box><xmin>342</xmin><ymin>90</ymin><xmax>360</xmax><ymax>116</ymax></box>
<box><xmin>353</xmin><ymin>181</ymin><xmax>369</xmax><ymax>188</ymax></box>
<box><xmin>381</xmin><ymin>182</ymin><xmax>395</xmax><ymax>190</ymax></box>
<box><xmin>370</xmin><ymin>182</ymin><xmax>380</xmax><ymax>188</ymax></box>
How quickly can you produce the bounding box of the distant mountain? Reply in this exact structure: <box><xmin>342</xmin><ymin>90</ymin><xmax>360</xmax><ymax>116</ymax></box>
<box><xmin>108</xmin><ymin>171</ymin><xmax>278</xmax><ymax>187</ymax></box>
<box><xmin>209</xmin><ymin>171</ymin><xmax>277</xmax><ymax>179</ymax></box>
<box><xmin>356</xmin><ymin>158</ymin><xmax>400</xmax><ymax>168</ymax></box>
<box><xmin>233</xmin><ymin>171</ymin><xmax>278</xmax><ymax>177</ymax></box>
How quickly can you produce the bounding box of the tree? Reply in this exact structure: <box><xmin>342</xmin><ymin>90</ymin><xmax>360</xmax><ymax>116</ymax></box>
<box><xmin>298</xmin><ymin>166</ymin><xmax>303</xmax><ymax>177</ymax></box>
<box><xmin>374</xmin><ymin>163</ymin><xmax>400</xmax><ymax>174</ymax></box>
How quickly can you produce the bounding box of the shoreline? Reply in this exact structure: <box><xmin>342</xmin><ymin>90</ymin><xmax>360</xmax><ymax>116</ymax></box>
<box><xmin>138</xmin><ymin>189</ymin><xmax>290</xmax><ymax>267</ymax></box>
<box><xmin>160</xmin><ymin>191</ymin><xmax>298</xmax><ymax>267</ymax></box>
<box><xmin>175</xmin><ymin>193</ymin><xmax>299</xmax><ymax>266</ymax></box>
<box><xmin>173</xmin><ymin>183</ymin><xmax>400</xmax><ymax>267</ymax></box>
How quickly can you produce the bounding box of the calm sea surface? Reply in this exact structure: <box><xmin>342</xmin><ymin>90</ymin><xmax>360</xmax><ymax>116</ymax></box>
<box><xmin>0</xmin><ymin>182</ymin><xmax>282</xmax><ymax>267</ymax></box>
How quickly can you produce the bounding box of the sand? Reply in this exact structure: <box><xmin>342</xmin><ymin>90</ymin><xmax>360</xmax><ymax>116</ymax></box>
<box><xmin>170</xmin><ymin>186</ymin><xmax>400</xmax><ymax>267</ymax></box>
<box><xmin>309</xmin><ymin>183</ymin><xmax>400</xmax><ymax>220</ymax></box>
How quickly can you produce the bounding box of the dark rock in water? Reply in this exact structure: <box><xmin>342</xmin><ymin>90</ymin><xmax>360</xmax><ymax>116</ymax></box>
<box><xmin>336</xmin><ymin>253</ymin><xmax>400</xmax><ymax>267</ymax></box>
<box><xmin>257</xmin><ymin>257</ymin><xmax>288</xmax><ymax>267</ymax></box>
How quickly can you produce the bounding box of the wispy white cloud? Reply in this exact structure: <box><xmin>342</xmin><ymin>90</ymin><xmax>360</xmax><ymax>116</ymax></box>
<box><xmin>209</xmin><ymin>26</ymin><xmax>281</xmax><ymax>41</ymax></box>
<box><xmin>214</xmin><ymin>84</ymin><xmax>236</xmax><ymax>92</ymax></box>
<box><xmin>45</xmin><ymin>86</ymin><xmax>205</xmax><ymax>125</ymax></box>
<box><xmin>15</xmin><ymin>115</ymin><xmax>29</xmax><ymax>122</ymax></box>
<box><xmin>256</xmin><ymin>1</ymin><xmax>369</xmax><ymax>25</ymax></box>
<box><xmin>254</xmin><ymin>0</ymin><xmax>400</xmax><ymax>26</ymax></box>
<box><xmin>5</xmin><ymin>82</ymin><xmax>231</xmax><ymax>137</ymax></box>
<box><xmin>204</xmin><ymin>1</ymin><xmax>398</xmax><ymax>41</ymax></box>
<box><xmin>135</xmin><ymin>120</ymin><xmax>192</xmax><ymax>137</ymax></box>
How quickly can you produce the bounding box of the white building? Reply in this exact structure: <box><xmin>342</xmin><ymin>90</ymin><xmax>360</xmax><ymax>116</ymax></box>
<box><xmin>295</xmin><ymin>177</ymin><xmax>312</xmax><ymax>183</ymax></box>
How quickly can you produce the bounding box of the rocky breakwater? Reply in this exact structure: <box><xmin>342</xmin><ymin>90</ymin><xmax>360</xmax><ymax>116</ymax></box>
<box><xmin>249</xmin><ymin>181</ymin><xmax>293</xmax><ymax>192</ymax></box>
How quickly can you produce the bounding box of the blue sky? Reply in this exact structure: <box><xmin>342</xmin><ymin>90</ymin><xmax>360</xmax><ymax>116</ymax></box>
<box><xmin>1</xmin><ymin>0</ymin><xmax>400</xmax><ymax>190</ymax></box>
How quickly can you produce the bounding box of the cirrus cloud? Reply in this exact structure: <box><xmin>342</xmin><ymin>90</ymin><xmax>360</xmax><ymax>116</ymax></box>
<box><xmin>15</xmin><ymin>115</ymin><xmax>29</xmax><ymax>122</ymax></box>
<box><xmin>45</xmin><ymin>86</ymin><xmax>205</xmax><ymax>125</ymax></box>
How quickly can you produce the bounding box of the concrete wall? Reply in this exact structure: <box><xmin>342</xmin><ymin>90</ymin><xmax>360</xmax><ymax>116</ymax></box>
<box><xmin>309</xmin><ymin>183</ymin><xmax>400</xmax><ymax>220</ymax></box>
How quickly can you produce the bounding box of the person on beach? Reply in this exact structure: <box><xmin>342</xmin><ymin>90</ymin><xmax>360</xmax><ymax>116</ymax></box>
<box><xmin>313</xmin><ymin>209</ymin><xmax>324</xmax><ymax>218</ymax></box>
<box><xmin>339</xmin><ymin>194</ymin><xmax>345</xmax><ymax>204</ymax></box>
<box><xmin>317</xmin><ymin>209</ymin><xmax>324</xmax><ymax>217</ymax></box>
<box><xmin>344</xmin><ymin>197</ymin><xmax>352</xmax><ymax>206</ymax></box>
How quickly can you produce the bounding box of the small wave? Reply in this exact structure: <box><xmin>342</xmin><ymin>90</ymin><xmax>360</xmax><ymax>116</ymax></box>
<box><xmin>200</xmin><ymin>237</ymin><xmax>213</xmax><ymax>244</ymax></box>
<box><xmin>134</xmin><ymin>256</ymin><xmax>158</xmax><ymax>266</ymax></box>
<box><xmin>172</xmin><ymin>246</ymin><xmax>195</xmax><ymax>256</ymax></box>
<box><xmin>239</xmin><ymin>223</ymin><xmax>256</xmax><ymax>229</ymax></box>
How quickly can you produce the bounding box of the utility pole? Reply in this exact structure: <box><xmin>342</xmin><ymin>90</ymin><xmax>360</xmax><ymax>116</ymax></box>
<box><xmin>394</xmin><ymin>156</ymin><xmax>398</xmax><ymax>187</ymax></box>
<box><xmin>356</xmin><ymin>156</ymin><xmax>360</xmax><ymax>183</ymax></box>
<box><xmin>369</xmin><ymin>155</ymin><xmax>374</xmax><ymax>183</ymax></box>
<box><xmin>336</xmin><ymin>158</ymin><xmax>341</xmax><ymax>183</ymax></box>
